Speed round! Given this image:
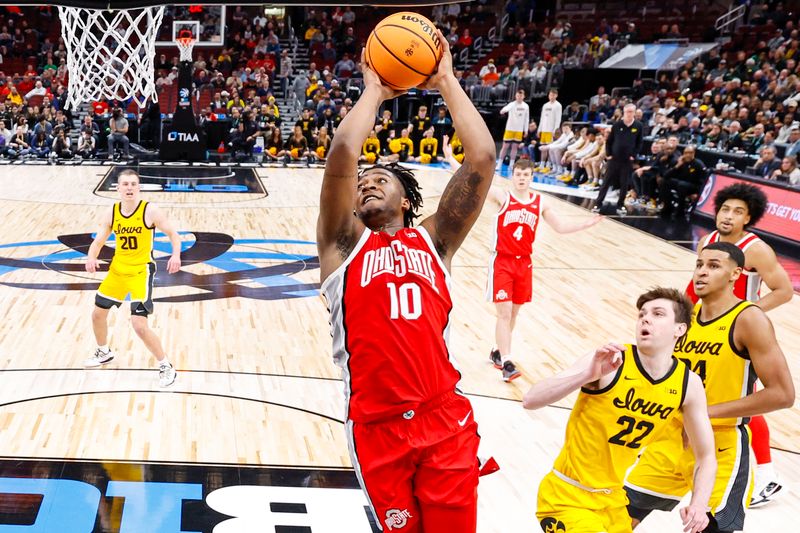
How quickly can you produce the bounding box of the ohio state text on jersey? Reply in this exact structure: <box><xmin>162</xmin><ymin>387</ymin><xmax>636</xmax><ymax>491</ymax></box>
<box><xmin>321</xmin><ymin>227</ymin><xmax>462</xmax><ymax>423</ymax></box>
<box><xmin>492</xmin><ymin>191</ymin><xmax>541</xmax><ymax>257</ymax></box>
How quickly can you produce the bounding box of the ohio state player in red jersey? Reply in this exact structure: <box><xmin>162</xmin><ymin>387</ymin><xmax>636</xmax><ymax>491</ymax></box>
<box><xmin>317</xmin><ymin>35</ymin><xmax>496</xmax><ymax>533</ymax></box>
<box><xmin>686</xmin><ymin>183</ymin><xmax>793</xmax><ymax>508</ymax></box>
<box><xmin>444</xmin><ymin>146</ymin><xmax>601</xmax><ymax>381</ymax></box>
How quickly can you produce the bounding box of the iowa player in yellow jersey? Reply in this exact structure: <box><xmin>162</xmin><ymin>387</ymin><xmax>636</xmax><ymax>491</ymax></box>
<box><xmin>626</xmin><ymin>242</ymin><xmax>795</xmax><ymax>533</ymax></box>
<box><xmin>524</xmin><ymin>288</ymin><xmax>716</xmax><ymax>533</ymax></box>
<box><xmin>84</xmin><ymin>169</ymin><xmax>182</xmax><ymax>387</ymax></box>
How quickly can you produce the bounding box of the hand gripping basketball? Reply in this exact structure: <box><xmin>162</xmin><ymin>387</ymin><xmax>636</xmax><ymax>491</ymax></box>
<box><xmin>360</xmin><ymin>48</ymin><xmax>406</xmax><ymax>101</ymax></box>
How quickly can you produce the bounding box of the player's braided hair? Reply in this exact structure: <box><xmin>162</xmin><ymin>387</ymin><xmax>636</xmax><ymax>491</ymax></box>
<box><xmin>713</xmin><ymin>183</ymin><xmax>767</xmax><ymax>227</ymax></box>
<box><xmin>360</xmin><ymin>162</ymin><xmax>423</xmax><ymax>227</ymax></box>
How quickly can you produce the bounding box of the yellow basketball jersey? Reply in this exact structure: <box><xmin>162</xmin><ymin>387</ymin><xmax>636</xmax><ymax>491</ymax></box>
<box><xmin>673</xmin><ymin>301</ymin><xmax>758</xmax><ymax>427</ymax></box>
<box><xmin>362</xmin><ymin>138</ymin><xmax>380</xmax><ymax>155</ymax></box>
<box><xmin>399</xmin><ymin>137</ymin><xmax>414</xmax><ymax>156</ymax></box>
<box><xmin>111</xmin><ymin>201</ymin><xmax>154</xmax><ymax>274</ymax></box>
<box><xmin>420</xmin><ymin>137</ymin><xmax>438</xmax><ymax>155</ymax></box>
<box><xmin>553</xmin><ymin>345</ymin><xmax>689</xmax><ymax>490</ymax></box>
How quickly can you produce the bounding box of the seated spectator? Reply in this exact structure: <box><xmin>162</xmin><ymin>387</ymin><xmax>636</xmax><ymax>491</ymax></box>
<box><xmin>76</xmin><ymin>130</ymin><xmax>96</xmax><ymax>158</ymax></box>
<box><xmin>226</xmin><ymin>88</ymin><xmax>245</xmax><ymax>109</ymax></box>
<box><xmin>312</xmin><ymin>125</ymin><xmax>331</xmax><ymax>161</ymax></box>
<box><xmin>520</xmin><ymin>120</ymin><xmax>539</xmax><ymax>162</ymax></box>
<box><xmin>263</xmin><ymin>126</ymin><xmax>286</xmax><ymax>161</ymax></box>
<box><xmin>375</xmin><ymin>109</ymin><xmax>394</xmax><ymax>150</ymax></box>
<box><xmin>8</xmin><ymin>126</ymin><xmax>30</xmax><ymax>157</ymax></box>
<box><xmin>379</xmin><ymin>126</ymin><xmax>414</xmax><ymax>163</ymax></box>
<box><xmin>51</xmin><ymin>127</ymin><xmax>72</xmax><ymax>159</ymax></box>
<box><xmin>480</xmin><ymin>63</ymin><xmax>500</xmax><ymax>86</ymax></box>
<box><xmin>786</xmin><ymin>126</ymin><xmax>800</xmax><ymax>156</ymax></box>
<box><xmin>416</xmin><ymin>127</ymin><xmax>439</xmax><ymax>163</ymax></box>
<box><xmin>658</xmin><ymin>146</ymin><xmax>707</xmax><ymax>217</ymax></box>
<box><xmin>541</xmin><ymin>123</ymin><xmax>574</xmax><ymax>173</ymax></box>
<box><xmin>333</xmin><ymin>53</ymin><xmax>355</xmax><ymax>78</ymax></box>
<box><xmin>725</xmin><ymin>121</ymin><xmax>746</xmax><ymax>151</ymax></box>
<box><xmin>30</xmin><ymin>130</ymin><xmax>51</xmax><ymax>158</ymax></box>
<box><xmin>703</xmin><ymin>123</ymin><xmax>727</xmax><ymax>149</ymax></box>
<box><xmin>360</xmin><ymin>129</ymin><xmax>382</xmax><ymax>163</ymax></box>
<box><xmin>632</xmin><ymin>137</ymin><xmax>667</xmax><ymax>209</ymax></box>
<box><xmin>770</xmin><ymin>155</ymin><xmax>800</xmax><ymax>184</ymax></box>
<box><xmin>0</xmin><ymin>119</ymin><xmax>11</xmax><ymax>145</ymax></box>
<box><xmin>6</xmin><ymin>86</ymin><xmax>23</xmax><ymax>106</ymax></box>
<box><xmin>284</xmin><ymin>124</ymin><xmax>311</xmax><ymax>165</ymax></box>
<box><xmin>53</xmin><ymin>111</ymin><xmax>70</xmax><ymax>134</ymax></box>
<box><xmin>579</xmin><ymin>128</ymin><xmax>608</xmax><ymax>189</ymax></box>
<box><xmin>107</xmin><ymin>108</ymin><xmax>130</xmax><ymax>158</ymax></box>
<box><xmin>33</xmin><ymin>115</ymin><xmax>53</xmax><ymax>138</ymax></box>
<box><xmin>751</xmin><ymin>145</ymin><xmax>781</xmax><ymax>178</ymax></box>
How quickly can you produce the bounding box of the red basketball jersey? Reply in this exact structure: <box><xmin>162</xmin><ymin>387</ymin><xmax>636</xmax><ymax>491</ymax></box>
<box><xmin>492</xmin><ymin>191</ymin><xmax>541</xmax><ymax>256</ymax></box>
<box><xmin>322</xmin><ymin>227</ymin><xmax>462</xmax><ymax>423</ymax></box>
<box><xmin>687</xmin><ymin>230</ymin><xmax>764</xmax><ymax>303</ymax></box>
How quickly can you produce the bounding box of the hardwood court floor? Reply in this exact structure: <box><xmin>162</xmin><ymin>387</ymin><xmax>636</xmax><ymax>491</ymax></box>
<box><xmin>0</xmin><ymin>164</ymin><xmax>798</xmax><ymax>531</ymax></box>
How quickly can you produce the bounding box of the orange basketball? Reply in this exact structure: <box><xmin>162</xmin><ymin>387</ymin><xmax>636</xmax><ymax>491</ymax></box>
<box><xmin>366</xmin><ymin>12</ymin><xmax>443</xmax><ymax>91</ymax></box>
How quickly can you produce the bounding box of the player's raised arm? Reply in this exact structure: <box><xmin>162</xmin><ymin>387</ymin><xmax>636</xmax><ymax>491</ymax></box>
<box><xmin>85</xmin><ymin>208</ymin><xmax>113</xmax><ymax>274</ymax></box>
<box><xmin>443</xmin><ymin>135</ymin><xmax>505</xmax><ymax>207</ymax></box>
<box><xmin>680</xmin><ymin>371</ymin><xmax>716</xmax><ymax>533</ymax></box>
<box><xmin>707</xmin><ymin>307</ymin><xmax>795</xmax><ymax>420</ymax></box>
<box><xmin>317</xmin><ymin>50</ymin><xmax>403</xmax><ymax>282</ymax></box>
<box><xmin>522</xmin><ymin>343</ymin><xmax>625</xmax><ymax>410</ymax></box>
<box><xmin>419</xmin><ymin>32</ymin><xmax>496</xmax><ymax>264</ymax></box>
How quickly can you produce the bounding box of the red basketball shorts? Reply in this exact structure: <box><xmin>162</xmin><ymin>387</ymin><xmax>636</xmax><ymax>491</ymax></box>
<box><xmin>487</xmin><ymin>253</ymin><xmax>533</xmax><ymax>304</ymax></box>
<box><xmin>347</xmin><ymin>391</ymin><xmax>480</xmax><ymax>532</ymax></box>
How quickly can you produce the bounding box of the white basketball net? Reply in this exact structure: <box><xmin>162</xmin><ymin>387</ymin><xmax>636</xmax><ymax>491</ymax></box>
<box><xmin>57</xmin><ymin>6</ymin><xmax>165</xmax><ymax>110</ymax></box>
<box><xmin>176</xmin><ymin>37</ymin><xmax>196</xmax><ymax>63</ymax></box>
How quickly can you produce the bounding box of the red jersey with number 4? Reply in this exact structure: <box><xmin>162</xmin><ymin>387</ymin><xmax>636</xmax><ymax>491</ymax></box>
<box><xmin>493</xmin><ymin>192</ymin><xmax>541</xmax><ymax>256</ymax></box>
<box><xmin>321</xmin><ymin>227</ymin><xmax>461</xmax><ymax>423</ymax></box>
<box><xmin>686</xmin><ymin>230</ymin><xmax>764</xmax><ymax>303</ymax></box>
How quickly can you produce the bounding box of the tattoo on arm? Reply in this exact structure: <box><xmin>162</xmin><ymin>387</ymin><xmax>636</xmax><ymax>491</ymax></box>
<box><xmin>434</xmin><ymin>161</ymin><xmax>486</xmax><ymax>256</ymax></box>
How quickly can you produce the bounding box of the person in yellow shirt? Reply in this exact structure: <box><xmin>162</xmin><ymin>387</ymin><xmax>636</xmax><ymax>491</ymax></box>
<box><xmin>626</xmin><ymin>242</ymin><xmax>795</xmax><ymax>533</ymax></box>
<box><xmin>416</xmin><ymin>127</ymin><xmax>439</xmax><ymax>163</ymax></box>
<box><xmin>359</xmin><ymin>129</ymin><xmax>381</xmax><ymax>164</ymax></box>
<box><xmin>524</xmin><ymin>287</ymin><xmax>716</xmax><ymax>533</ymax></box>
<box><xmin>379</xmin><ymin>126</ymin><xmax>414</xmax><ymax>163</ymax></box>
<box><xmin>83</xmin><ymin>170</ymin><xmax>182</xmax><ymax>387</ymax></box>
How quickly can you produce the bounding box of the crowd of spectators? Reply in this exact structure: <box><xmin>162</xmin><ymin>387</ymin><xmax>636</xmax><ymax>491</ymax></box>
<box><xmin>507</xmin><ymin>2</ymin><xmax>800</xmax><ymax>219</ymax></box>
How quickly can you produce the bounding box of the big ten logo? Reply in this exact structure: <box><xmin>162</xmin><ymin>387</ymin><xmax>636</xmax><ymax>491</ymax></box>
<box><xmin>0</xmin><ymin>478</ymin><xmax>378</xmax><ymax>532</ymax></box>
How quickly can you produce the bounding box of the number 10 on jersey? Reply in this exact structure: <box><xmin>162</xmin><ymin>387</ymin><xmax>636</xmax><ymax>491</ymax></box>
<box><xmin>387</xmin><ymin>282</ymin><xmax>422</xmax><ymax>320</ymax></box>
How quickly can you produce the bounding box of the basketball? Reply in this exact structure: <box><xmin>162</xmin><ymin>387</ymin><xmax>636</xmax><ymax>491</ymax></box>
<box><xmin>366</xmin><ymin>12</ymin><xmax>443</xmax><ymax>91</ymax></box>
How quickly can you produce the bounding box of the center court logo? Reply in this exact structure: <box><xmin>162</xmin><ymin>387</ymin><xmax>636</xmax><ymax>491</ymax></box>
<box><xmin>0</xmin><ymin>232</ymin><xmax>319</xmax><ymax>302</ymax></box>
<box><xmin>385</xmin><ymin>508</ymin><xmax>413</xmax><ymax>530</ymax></box>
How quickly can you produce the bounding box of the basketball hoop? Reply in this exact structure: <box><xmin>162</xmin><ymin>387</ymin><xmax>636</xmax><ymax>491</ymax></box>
<box><xmin>175</xmin><ymin>30</ymin><xmax>197</xmax><ymax>63</ymax></box>
<box><xmin>57</xmin><ymin>5</ymin><xmax>165</xmax><ymax>110</ymax></box>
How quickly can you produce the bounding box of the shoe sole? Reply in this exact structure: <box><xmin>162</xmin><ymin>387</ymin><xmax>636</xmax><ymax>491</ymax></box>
<box><xmin>159</xmin><ymin>375</ymin><xmax>177</xmax><ymax>388</ymax></box>
<box><xmin>492</xmin><ymin>362</ymin><xmax>502</xmax><ymax>369</ymax></box>
<box><xmin>503</xmin><ymin>372</ymin><xmax>522</xmax><ymax>382</ymax></box>
<box><xmin>750</xmin><ymin>485</ymin><xmax>783</xmax><ymax>507</ymax></box>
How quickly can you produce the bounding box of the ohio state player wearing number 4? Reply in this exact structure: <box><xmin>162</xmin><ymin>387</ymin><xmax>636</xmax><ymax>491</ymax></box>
<box><xmin>318</xmin><ymin>36</ymin><xmax>496</xmax><ymax>532</ymax></box>
<box><xmin>445</xmin><ymin>149</ymin><xmax>601</xmax><ymax>381</ymax></box>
